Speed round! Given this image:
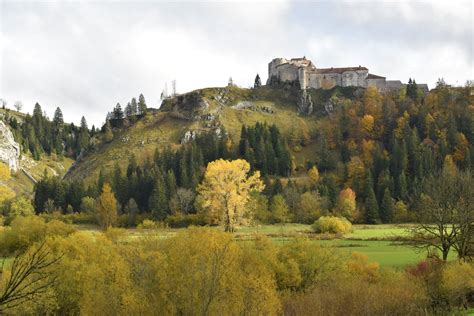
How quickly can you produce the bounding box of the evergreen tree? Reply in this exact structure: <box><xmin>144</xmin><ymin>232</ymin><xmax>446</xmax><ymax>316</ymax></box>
<box><xmin>380</xmin><ymin>188</ymin><xmax>394</xmax><ymax>223</ymax></box>
<box><xmin>149</xmin><ymin>172</ymin><xmax>168</xmax><ymax>220</ymax></box>
<box><xmin>78</xmin><ymin>116</ymin><xmax>90</xmax><ymax>151</ymax></box>
<box><xmin>138</xmin><ymin>94</ymin><xmax>147</xmax><ymax>115</ymax></box>
<box><xmin>364</xmin><ymin>171</ymin><xmax>379</xmax><ymax>223</ymax></box>
<box><xmin>113</xmin><ymin>103</ymin><xmax>124</xmax><ymax>120</ymax></box>
<box><xmin>53</xmin><ymin>107</ymin><xmax>64</xmax><ymax>129</ymax></box>
<box><xmin>396</xmin><ymin>171</ymin><xmax>408</xmax><ymax>201</ymax></box>
<box><xmin>272</xmin><ymin>178</ymin><xmax>284</xmax><ymax>196</ymax></box>
<box><xmin>125</xmin><ymin>102</ymin><xmax>133</xmax><ymax>118</ymax></box>
<box><xmin>254</xmin><ymin>74</ymin><xmax>262</xmax><ymax>88</ymax></box>
<box><xmin>131</xmin><ymin>98</ymin><xmax>138</xmax><ymax>115</ymax></box>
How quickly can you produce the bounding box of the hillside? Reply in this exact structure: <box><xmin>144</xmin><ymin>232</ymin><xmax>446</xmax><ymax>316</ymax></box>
<box><xmin>64</xmin><ymin>85</ymin><xmax>353</xmax><ymax>184</ymax></box>
<box><xmin>0</xmin><ymin>108</ymin><xmax>75</xmax><ymax>196</ymax></box>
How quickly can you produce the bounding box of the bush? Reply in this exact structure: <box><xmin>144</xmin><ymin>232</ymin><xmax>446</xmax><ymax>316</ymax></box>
<box><xmin>137</xmin><ymin>219</ymin><xmax>165</xmax><ymax>230</ymax></box>
<box><xmin>40</xmin><ymin>212</ymin><xmax>97</xmax><ymax>225</ymax></box>
<box><xmin>3</xmin><ymin>196</ymin><xmax>35</xmax><ymax>223</ymax></box>
<box><xmin>165</xmin><ymin>213</ymin><xmax>207</xmax><ymax>228</ymax></box>
<box><xmin>312</xmin><ymin>216</ymin><xmax>352</xmax><ymax>235</ymax></box>
<box><xmin>0</xmin><ymin>215</ymin><xmax>76</xmax><ymax>256</ymax></box>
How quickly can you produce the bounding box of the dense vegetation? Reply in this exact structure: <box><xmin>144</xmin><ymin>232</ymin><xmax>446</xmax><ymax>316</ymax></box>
<box><xmin>0</xmin><ymin>219</ymin><xmax>473</xmax><ymax>314</ymax></box>
<box><xmin>0</xmin><ymin>82</ymin><xmax>473</xmax><ymax>314</ymax></box>
<box><xmin>2</xmin><ymin>103</ymin><xmax>92</xmax><ymax>160</ymax></box>
<box><xmin>28</xmin><ymin>84</ymin><xmax>473</xmax><ymax>228</ymax></box>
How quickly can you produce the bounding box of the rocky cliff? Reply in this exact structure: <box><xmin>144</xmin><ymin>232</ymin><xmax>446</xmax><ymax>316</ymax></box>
<box><xmin>0</xmin><ymin>120</ymin><xmax>20</xmax><ymax>171</ymax></box>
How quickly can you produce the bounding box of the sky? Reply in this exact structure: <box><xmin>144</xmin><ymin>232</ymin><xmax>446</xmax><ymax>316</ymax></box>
<box><xmin>0</xmin><ymin>0</ymin><xmax>472</xmax><ymax>127</ymax></box>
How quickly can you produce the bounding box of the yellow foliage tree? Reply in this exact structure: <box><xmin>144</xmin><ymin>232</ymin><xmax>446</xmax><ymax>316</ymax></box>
<box><xmin>0</xmin><ymin>162</ymin><xmax>15</xmax><ymax>207</ymax></box>
<box><xmin>394</xmin><ymin>111</ymin><xmax>410</xmax><ymax>139</ymax></box>
<box><xmin>361</xmin><ymin>139</ymin><xmax>376</xmax><ymax>168</ymax></box>
<box><xmin>360</xmin><ymin>114</ymin><xmax>375</xmax><ymax>136</ymax></box>
<box><xmin>307</xmin><ymin>165</ymin><xmax>320</xmax><ymax>183</ymax></box>
<box><xmin>346</xmin><ymin>156</ymin><xmax>365</xmax><ymax>192</ymax></box>
<box><xmin>96</xmin><ymin>183</ymin><xmax>118</xmax><ymax>230</ymax></box>
<box><xmin>160</xmin><ymin>228</ymin><xmax>281</xmax><ymax>314</ymax></box>
<box><xmin>336</xmin><ymin>188</ymin><xmax>358</xmax><ymax>222</ymax></box>
<box><xmin>196</xmin><ymin>159</ymin><xmax>264</xmax><ymax>232</ymax></box>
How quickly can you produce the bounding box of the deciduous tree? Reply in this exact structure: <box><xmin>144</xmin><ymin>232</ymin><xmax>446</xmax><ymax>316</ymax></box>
<box><xmin>196</xmin><ymin>159</ymin><xmax>264</xmax><ymax>232</ymax></box>
<box><xmin>96</xmin><ymin>183</ymin><xmax>118</xmax><ymax>229</ymax></box>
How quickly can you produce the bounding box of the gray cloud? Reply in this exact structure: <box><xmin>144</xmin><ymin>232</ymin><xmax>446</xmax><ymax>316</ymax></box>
<box><xmin>0</xmin><ymin>0</ymin><xmax>472</xmax><ymax>126</ymax></box>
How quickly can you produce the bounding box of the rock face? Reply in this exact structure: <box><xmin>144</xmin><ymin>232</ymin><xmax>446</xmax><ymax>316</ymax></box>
<box><xmin>0</xmin><ymin>120</ymin><xmax>20</xmax><ymax>171</ymax></box>
<box><xmin>297</xmin><ymin>89</ymin><xmax>313</xmax><ymax>116</ymax></box>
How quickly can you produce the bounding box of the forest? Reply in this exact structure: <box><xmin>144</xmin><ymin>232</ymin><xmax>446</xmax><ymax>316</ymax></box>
<box><xmin>0</xmin><ymin>82</ymin><xmax>473</xmax><ymax>314</ymax></box>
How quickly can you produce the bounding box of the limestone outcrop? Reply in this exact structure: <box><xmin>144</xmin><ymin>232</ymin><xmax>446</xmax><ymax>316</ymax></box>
<box><xmin>0</xmin><ymin>120</ymin><xmax>20</xmax><ymax>171</ymax></box>
<box><xmin>297</xmin><ymin>89</ymin><xmax>313</xmax><ymax>116</ymax></box>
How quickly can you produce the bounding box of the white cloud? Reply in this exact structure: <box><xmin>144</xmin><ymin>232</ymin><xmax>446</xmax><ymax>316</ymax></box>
<box><xmin>0</xmin><ymin>1</ymin><xmax>471</xmax><ymax>127</ymax></box>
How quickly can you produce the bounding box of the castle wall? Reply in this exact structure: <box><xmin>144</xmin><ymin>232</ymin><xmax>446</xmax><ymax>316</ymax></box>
<box><xmin>307</xmin><ymin>73</ymin><xmax>321</xmax><ymax>89</ymax></box>
<box><xmin>275</xmin><ymin>64</ymin><xmax>299</xmax><ymax>82</ymax></box>
<box><xmin>367</xmin><ymin>78</ymin><xmax>386</xmax><ymax>89</ymax></box>
<box><xmin>268</xmin><ymin>58</ymin><xmax>288</xmax><ymax>79</ymax></box>
<box><xmin>341</xmin><ymin>70</ymin><xmax>368</xmax><ymax>87</ymax></box>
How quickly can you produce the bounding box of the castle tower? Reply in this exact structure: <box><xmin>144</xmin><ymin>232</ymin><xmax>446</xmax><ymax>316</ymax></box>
<box><xmin>298</xmin><ymin>67</ymin><xmax>307</xmax><ymax>90</ymax></box>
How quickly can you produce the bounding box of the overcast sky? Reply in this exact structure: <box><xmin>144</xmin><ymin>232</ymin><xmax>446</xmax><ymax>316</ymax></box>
<box><xmin>1</xmin><ymin>1</ymin><xmax>472</xmax><ymax>127</ymax></box>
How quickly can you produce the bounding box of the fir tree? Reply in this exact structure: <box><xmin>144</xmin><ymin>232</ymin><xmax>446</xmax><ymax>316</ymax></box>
<box><xmin>364</xmin><ymin>170</ymin><xmax>380</xmax><ymax>224</ymax></box>
<box><xmin>254</xmin><ymin>74</ymin><xmax>262</xmax><ymax>88</ymax></box>
<box><xmin>138</xmin><ymin>94</ymin><xmax>147</xmax><ymax>115</ymax></box>
<box><xmin>380</xmin><ymin>188</ymin><xmax>394</xmax><ymax>223</ymax></box>
<box><xmin>149</xmin><ymin>172</ymin><xmax>168</xmax><ymax>220</ymax></box>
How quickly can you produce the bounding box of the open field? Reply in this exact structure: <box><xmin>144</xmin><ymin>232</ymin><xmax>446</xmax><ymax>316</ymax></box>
<box><xmin>72</xmin><ymin>223</ymin><xmax>445</xmax><ymax>268</ymax></box>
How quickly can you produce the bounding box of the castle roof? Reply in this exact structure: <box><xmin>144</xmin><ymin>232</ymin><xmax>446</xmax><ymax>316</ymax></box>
<box><xmin>367</xmin><ymin>73</ymin><xmax>386</xmax><ymax>79</ymax></box>
<box><xmin>316</xmin><ymin>66</ymin><xmax>368</xmax><ymax>74</ymax></box>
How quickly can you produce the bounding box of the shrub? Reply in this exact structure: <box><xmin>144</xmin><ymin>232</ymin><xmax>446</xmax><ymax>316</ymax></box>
<box><xmin>165</xmin><ymin>213</ymin><xmax>207</xmax><ymax>228</ymax></box>
<box><xmin>442</xmin><ymin>262</ymin><xmax>474</xmax><ymax>308</ymax></box>
<box><xmin>0</xmin><ymin>215</ymin><xmax>76</xmax><ymax>256</ymax></box>
<box><xmin>137</xmin><ymin>219</ymin><xmax>163</xmax><ymax>230</ymax></box>
<box><xmin>312</xmin><ymin>216</ymin><xmax>352</xmax><ymax>235</ymax></box>
<box><xmin>80</xmin><ymin>196</ymin><xmax>96</xmax><ymax>213</ymax></box>
<box><xmin>3</xmin><ymin>196</ymin><xmax>35</xmax><ymax>223</ymax></box>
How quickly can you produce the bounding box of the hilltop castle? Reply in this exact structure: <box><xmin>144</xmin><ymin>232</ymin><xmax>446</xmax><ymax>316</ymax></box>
<box><xmin>267</xmin><ymin>57</ymin><xmax>428</xmax><ymax>93</ymax></box>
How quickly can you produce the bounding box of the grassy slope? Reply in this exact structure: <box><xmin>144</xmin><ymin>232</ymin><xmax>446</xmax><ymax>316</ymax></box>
<box><xmin>65</xmin><ymin>85</ymin><xmax>323</xmax><ymax>184</ymax></box>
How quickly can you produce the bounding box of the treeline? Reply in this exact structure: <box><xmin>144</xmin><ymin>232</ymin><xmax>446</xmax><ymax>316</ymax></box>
<box><xmin>32</xmin><ymin>85</ymin><xmax>473</xmax><ymax>225</ymax></box>
<box><xmin>106</xmin><ymin>93</ymin><xmax>148</xmax><ymax>128</ymax></box>
<box><xmin>33</xmin><ymin>123</ymin><xmax>292</xmax><ymax>221</ymax></box>
<box><xmin>4</xmin><ymin>103</ymin><xmax>93</xmax><ymax>159</ymax></box>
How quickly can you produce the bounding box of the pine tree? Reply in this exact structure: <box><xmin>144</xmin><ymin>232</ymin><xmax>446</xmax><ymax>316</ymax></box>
<box><xmin>364</xmin><ymin>170</ymin><xmax>379</xmax><ymax>224</ymax></box>
<box><xmin>138</xmin><ymin>94</ymin><xmax>147</xmax><ymax>115</ymax></box>
<box><xmin>131</xmin><ymin>98</ymin><xmax>138</xmax><ymax>115</ymax></box>
<box><xmin>113</xmin><ymin>103</ymin><xmax>124</xmax><ymax>120</ymax></box>
<box><xmin>149</xmin><ymin>173</ymin><xmax>168</xmax><ymax>220</ymax></box>
<box><xmin>53</xmin><ymin>107</ymin><xmax>64</xmax><ymax>129</ymax></box>
<box><xmin>254</xmin><ymin>74</ymin><xmax>262</xmax><ymax>88</ymax></box>
<box><xmin>78</xmin><ymin>116</ymin><xmax>90</xmax><ymax>151</ymax></box>
<box><xmin>380</xmin><ymin>188</ymin><xmax>394</xmax><ymax>223</ymax></box>
<box><xmin>125</xmin><ymin>102</ymin><xmax>133</xmax><ymax>118</ymax></box>
<box><xmin>272</xmin><ymin>178</ymin><xmax>283</xmax><ymax>196</ymax></box>
<box><xmin>396</xmin><ymin>171</ymin><xmax>408</xmax><ymax>201</ymax></box>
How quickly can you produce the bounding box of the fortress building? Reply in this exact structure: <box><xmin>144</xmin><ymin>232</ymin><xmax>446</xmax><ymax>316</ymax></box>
<box><xmin>267</xmin><ymin>57</ymin><xmax>428</xmax><ymax>93</ymax></box>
